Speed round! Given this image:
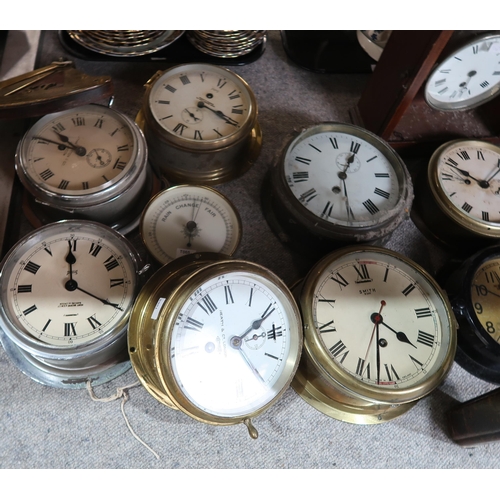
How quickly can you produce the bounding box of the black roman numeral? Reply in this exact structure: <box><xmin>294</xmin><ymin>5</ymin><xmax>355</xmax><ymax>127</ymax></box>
<box><xmin>224</xmin><ymin>285</ymin><xmax>234</xmax><ymax>305</ymax></box>
<box><xmin>64</xmin><ymin>322</ymin><xmax>77</xmax><ymax>336</ymax></box>
<box><xmin>319</xmin><ymin>320</ymin><xmax>336</xmax><ymax>333</ymax></box>
<box><xmin>185</xmin><ymin>316</ymin><xmax>204</xmax><ymax>332</ymax></box>
<box><xmin>24</xmin><ymin>261</ymin><xmax>41</xmax><ymax>274</ymax></box>
<box><xmin>40</xmin><ymin>169</ymin><xmax>54</xmax><ymax>181</ymax></box>
<box><xmin>363</xmin><ymin>199</ymin><xmax>379</xmax><ymax>215</ymax></box>
<box><xmin>293</xmin><ymin>171</ymin><xmax>309</xmax><ymax>182</ymax></box>
<box><xmin>103</xmin><ymin>256</ymin><xmax>119</xmax><ymax>271</ymax></box>
<box><xmin>402</xmin><ymin>283</ymin><xmax>416</xmax><ymax>296</ymax></box>
<box><xmin>374</xmin><ymin>187</ymin><xmax>390</xmax><ymax>199</ymax></box>
<box><xmin>417</xmin><ymin>330</ymin><xmax>435</xmax><ymax>348</ymax></box>
<box><xmin>329</xmin><ymin>340</ymin><xmax>348</xmax><ymax>363</ymax></box>
<box><xmin>331</xmin><ymin>272</ymin><xmax>348</xmax><ymax>289</ymax></box>
<box><xmin>350</xmin><ymin>141</ymin><xmax>361</xmax><ymax>154</ymax></box>
<box><xmin>199</xmin><ymin>294</ymin><xmax>217</xmax><ymax>315</ymax></box>
<box><xmin>110</xmin><ymin>278</ymin><xmax>124</xmax><ymax>288</ymax></box>
<box><xmin>17</xmin><ymin>284</ymin><xmax>32</xmax><ymax>293</ymax></box>
<box><xmin>415</xmin><ymin>307</ymin><xmax>432</xmax><ymax>318</ymax></box>
<box><xmin>87</xmin><ymin>315</ymin><xmax>102</xmax><ymax>329</ymax></box>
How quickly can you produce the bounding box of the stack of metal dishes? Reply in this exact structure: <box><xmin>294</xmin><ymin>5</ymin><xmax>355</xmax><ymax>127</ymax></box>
<box><xmin>186</xmin><ymin>30</ymin><xmax>266</xmax><ymax>58</ymax></box>
<box><xmin>66</xmin><ymin>30</ymin><xmax>184</xmax><ymax>57</ymax></box>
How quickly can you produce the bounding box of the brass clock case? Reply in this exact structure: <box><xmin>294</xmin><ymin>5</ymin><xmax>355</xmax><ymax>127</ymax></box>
<box><xmin>139</xmin><ymin>63</ymin><xmax>262</xmax><ymax>185</ymax></box>
<box><xmin>128</xmin><ymin>253</ymin><xmax>303</xmax><ymax>438</ymax></box>
<box><xmin>293</xmin><ymin>246</ymin><xmax>457</xmax><ymax>424</ymax></box>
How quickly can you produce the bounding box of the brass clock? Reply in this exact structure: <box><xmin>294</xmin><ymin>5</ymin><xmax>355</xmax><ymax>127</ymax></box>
<box><xmin>263</xmin><ymin>122</ymin><xmax>413</xmax><ymax>259</ymax></box>
<box><xmin>413</xmin><ymin>138</ymin><xmax>500</xmax><ymax>254</ymax></box>
<box><xmin>15</xmin><ymin>103</ymin><xmax>152</xmax><ymax>233</ymax></box>
<box><xmin>443</xmin><ymin>244</ymin><xmax>500</xmax><ymax>384</ymax></box>
<box><xmin>139</xmin><ymin>62</ymin><xmax>262</xmax><ymax>185</ymax></box>
<box><xmin>128</xmin><ymin>253</ymin><xmax>303</xmax><ymax>438</ymax></box>
<box><xmin>0</xmin><ymin>220</ymin><xmax>146</xmax><ymax>388</ymax></box>
<box><xmin>292</xmin><ymin>246</ymin><xmax>457</xmax><ymax>424</ymax></box>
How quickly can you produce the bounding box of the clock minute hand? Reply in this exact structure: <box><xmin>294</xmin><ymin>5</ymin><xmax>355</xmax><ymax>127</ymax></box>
<box><xmin>485</xmin><ymin>160</ymin><xmax>500</xmax><ymax>183</ymax></box>
<box><xmin>76</xmin><ymin>285</ymin><xmax>123</xmax><ymax>310</ymax></box>
<box><xmin>449</xmin><ymin>165</ymin><xmax>484</xmax><ymax>186</ymax></box>
<box><xmin>197</xmin><ymin>101</ymin><xmax>239</xmax><ymax>126</ymax></box>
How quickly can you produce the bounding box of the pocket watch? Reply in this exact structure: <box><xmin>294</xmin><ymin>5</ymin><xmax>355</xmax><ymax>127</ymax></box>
<box><xmin>140</xmin><ymin>184</ymin><xmax>242</xmax><ymax>265</ymax></box>
<box><xmin>128</xmin><ymin>252</ymin><xmax>303</xmax><ymax>438</ymax></box>
<box><xmin>263</xmin><ymin>122</ymin><xmax>413</xmax><ymax>259</ymax></box>
<box><xmin>443</xmin><ymin>244</ymin><xmax>500</xmax><ymax>384</ymax></box>
<box><xmin>15</xmin><ymin>103</ymin><xmax>151</xmax><ymax>232</ymax></box>
<box><xmin>424</xmin><ymin>32</ymin><xmax>500</xmax><ymax>111</ymax></box>
<box><xmin>292</xmin><ymin>246</ymin><xmax>457</xmax><ymax>424</ymax></box>
<box><xmin>413</xmin><ymin>138</ymin><xmax>500</xmax><ymax>254</ymax></box>
<box><xmin>0</xmin><ymin>220</ymin><xmax>146</xmax><ymax>388</ymax></box>
<box><xmin>139</xmin><ymin>62</ymin><xmax>262</xmax><ymax>185</ymax></box>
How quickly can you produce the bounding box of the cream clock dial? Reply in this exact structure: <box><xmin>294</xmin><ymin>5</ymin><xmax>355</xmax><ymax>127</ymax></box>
<box><xmin>128</xmin><ymin>254</ymin><xmax>303</xmax><ymax>438</ymax></box>
<box><xmin>140</xmin><ymin>63</ymin><xmax>261</xmax><ymax>185</ymax></box>
<box><xmin>0</xmin><ymin>220</ymin><xmax>145</xmax><ymax>388</ymax></box>
<box><xmin>15</xmin><ymin>104</ymin><xmax>149</xmax><ymax>229</ymax></box>
<box><xmin>413</xmin><ymin>139</ymin><xmax>500</xmax><ymax>253</ymax></box>
<box><xmin>140</xmin><ymin>185</ymin><xmax>241</xmax><ymax>264</ymax></box>
<box><xmin>293</xmin><ymin>246</ymin><xmax>456</xmax><ymax>423</ymax></box>
<box><xmin>425</xmin><ymin>32</ymin><xmax>500</xmax><ymax>111</ymax></box>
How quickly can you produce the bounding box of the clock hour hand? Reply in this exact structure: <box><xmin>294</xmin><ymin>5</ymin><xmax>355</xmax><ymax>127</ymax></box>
<box><xmin>53</xmin><ymin>131</ymin><xmax>87</xmax><ymax>157</ymax></box>
<box><xmin>380</xmin><ymin>320</ymin><xmax>417</xmax><ymax>348</ymax></box>
<box><xmin>184</xmin><ymin>108</ymin><xmax>201</xmax><ymax>121</ymax></box>
<box><xmin>449</xmin><ymin>165</ymin><xmax>485</xmax><ymax>187</ymax></box>
<box><xmin>197</xmin><ymin>101</ymin><xmax>239</xmax><ymax>126</ymax></box>
<box><xmin>237</xmin><ymin>306</ymin><xmax>274</xmax><ymax>340</ymax></box>
<box><xmin>65</xmin><ymin>240</ymin><xmax>76</xmax><ymax>280</ymax></box>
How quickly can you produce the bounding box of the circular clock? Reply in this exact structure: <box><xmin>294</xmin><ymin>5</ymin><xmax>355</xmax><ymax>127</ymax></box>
<box><xmin>0</xmin><ymin>220</ymin><xmax>146</xmax><ymax>388</ymax></box>
<box><xmin>443</xmin><ymin>244</ymin><xmax>500</xmax><ymax>384</ymax></box>
<box><xmin>15</xmin><ymin>103</ymin><xmax>151</xmax><ymax>232</ymax></box>
<box><xmin>139</xmin><ymin>62</ymin><xmax>262</xmax><ymax>185</ymax></box>
<box><xmin>413</xmin><ymin>138</ymin><xmax>500</xmax><ymax>254</ymax></box>
<box><xmin>128</xmin><ymin>253</ymin><xmax>303</xmax><ymax>438</ymax></box>
<box><xmin>292</xmin><ymin>246</ymin><xmax>457</xmax><ymax>424</ymax></box>
<box><xmin>425</xmin><ymin>32</ymin><xmax>500</xmax><ymax>111</ymax></box>
<box><xmin>140</xmin><ymin>184</ymin><xmax>242</xmax><ymax>265</ymax></box>
<box><xmin>263</xmin><ymin>122</ymin><xmax>413</xmax><ymax>259</ymax></box>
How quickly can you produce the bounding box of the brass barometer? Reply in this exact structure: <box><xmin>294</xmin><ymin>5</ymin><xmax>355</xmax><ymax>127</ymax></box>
<box><xmin>128</xmin><ymin>253</ymin><xmax>302</xmax><ymax>438</ymax></box>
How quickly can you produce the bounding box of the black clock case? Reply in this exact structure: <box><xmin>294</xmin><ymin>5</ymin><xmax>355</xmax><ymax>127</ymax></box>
<box><xmin>444</xmin><ymin>244</ymin><xmax>500</xmax><ymax>384</ymax></box>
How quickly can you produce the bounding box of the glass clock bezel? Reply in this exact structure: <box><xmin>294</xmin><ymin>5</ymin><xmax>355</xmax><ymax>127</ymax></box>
<box><xmin>424</xmin><ymin>32</ymin><xmax>500</xmax><ymax>112</ymax></box>
<box><xmin>298</xmin><ymin>246</ymin><xmax>457</xmax><ymax>406</ymax></box>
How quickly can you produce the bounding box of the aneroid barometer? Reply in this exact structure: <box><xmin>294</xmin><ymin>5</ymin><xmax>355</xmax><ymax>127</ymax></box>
<box><xmin>139</xmin><ymin>62</ymin><xmax>262</xmax><ymax>185</ymax></box>
<box><xmin>292</xmin><ymin>246</ymin><xmax>457</xmax><ymax>424</ymax></box>
<box><xmin>0</xmin><ymin>220</ymin><xmax>146</xmax><ymax>388</ymax></box>
<box><xmin>128</xmin><ymin>253</ymin><xmax>302</xmax><ymax>438</ymax></box>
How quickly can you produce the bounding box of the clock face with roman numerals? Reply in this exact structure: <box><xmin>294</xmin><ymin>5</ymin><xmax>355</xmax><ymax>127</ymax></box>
<box><xmin>282</xmin><ymin>123</ymin><xmax>407</xmax><ymax>229</ymax></box>
<box><xmin>148</xmin><ymin>63</ymin><xmax>253</xmax><ymax>144</ymax></box>
<box><xmin>425</xmin><ymin>33</ymin><xmax>500</xmax><ymax>111</ymax></box>
<box><xmin>18</xmin><ymin>104</ymin><xmax>137</xmax><ymax>196</ymax></box>
<box><xmin>308</xmin><ymin>248</ymin><xmax>454</xmax><ymax>390</ymax></box>
<box><xmin>432</xmin><ymin>139</ymin><xmax>500</xmax><ymax>228</ymax></box>
<box><xmin>166</xmin><ymin>267</ymin><xmax>301</xmax><ymax>418</ymax></box>
<box><xmin>0</xmin><ymin>221</ymin><xmax>138</xmax><ymax>347</ymax></box>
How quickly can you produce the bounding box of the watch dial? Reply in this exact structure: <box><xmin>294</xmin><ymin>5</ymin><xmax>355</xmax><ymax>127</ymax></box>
<box><xmin>283</xmin><ymin>127</ymin><xmax>403</xmax><ymax>228</ymax></box>
<box><xmin>310</xmin><ymin>249</ymin><xmax>452</xmax><ymax>389</ymax></box>
<box><xmin>141</xmin><ymin>185</ymin><xmax>241</xmax><ymax>264</ymax></box>
<box><xmin>168</xmin><ymin>270</ymin><xmax>298</xmax><ymax>417</ymax></box>
<box><xmin>425</xmin><ymin>34</ymin><xmax>500</xmax><ymax>110</ymax></box>
<box><xmin>1</xmin><ymin>223</ymin><xmax>136</xmax><ymax>347</ymax></box>
<box><xmin>434</xmin><ymin>141</ymin><xmax>500</xmax><ymax>225</ymax></box>
<box><xmin>471</xmin><ymin>257</ymin><xmax>500</xmax><ymax>344</ymax></box>
<box><xmin>20</xmin><ymin>105</ymin><xmax>136</xmax><ymax>195</ymax></box>
<box><xmin>148</xmin><ymin>63</ymin><xmax>252</xmax><ymax>143</ymax></box>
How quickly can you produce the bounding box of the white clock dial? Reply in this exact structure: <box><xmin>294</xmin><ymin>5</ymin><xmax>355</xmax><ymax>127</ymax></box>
<box><xmin>1</xmin><ymin>222</ymin><xmax>137</xmax><ymax>347</ymax></box>
<box><xmin>19</xmin><ymin>104</ymin><xmax>136</xmax><ymax>195</ymax></box>
<box><xmin>434</xmin><ymin>141</ymin><xmax>500</xmax><ymax>225</ymax></box>
<box><xmin>425</xmin><ymin>33</ymin><xmax>500</xmax><ymax>111</ymax></box>
<box><xmin>148</xmin><ymin>63</ymin><xmax>252</xmax><ymax>143</ymax></box>
<box><xmin>168</xmin><ymin>270</ymin><xmax>296</xmax><ymax>417</ymax></box>
<box><xmin>311</xmin><ymin>249</ymin><xmax>452</xmax><ymax>390</ymax></box>
<box><xmin>140</xmin><ymin>185</ymin><xmax>241</xmax><ymax>264</ymax></box>
<box><xmin>284</xmin><ymin>129</ymin><xmax>401</xmax><ymax>227</ymax></box>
